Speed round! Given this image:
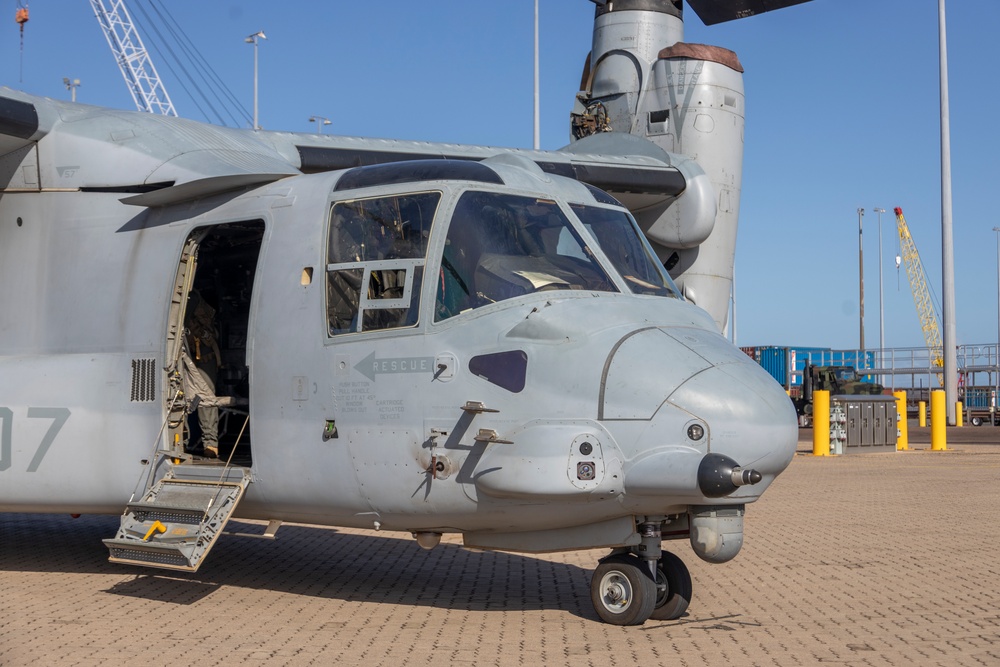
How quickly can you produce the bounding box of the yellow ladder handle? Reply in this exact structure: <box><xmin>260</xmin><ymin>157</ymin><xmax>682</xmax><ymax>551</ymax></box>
<box><xmin>143</xmin><ymin>520</ymin><xmax>167</xmax><ymax>541</ymax></box>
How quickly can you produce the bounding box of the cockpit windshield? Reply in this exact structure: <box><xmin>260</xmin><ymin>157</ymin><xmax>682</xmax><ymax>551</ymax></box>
<box><xmin>435</xmin><ymin>191</ymin><xmax>617</xmax><ymax>320</ymax></box>
<box><xmin>569</xmin><ymin>204</ymin><xmax>681</xmax><ymax>299</ymax></box>
<box><xmin>835</xmin><ymin>368</ymin><xmax>858</xmax><ymax>382</ymax></box>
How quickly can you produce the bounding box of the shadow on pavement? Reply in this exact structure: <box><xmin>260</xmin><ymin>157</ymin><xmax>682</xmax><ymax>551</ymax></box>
<box><xmin>1</xmin><ymin>513</ymin><xmax>599</xmax><ymax>620</ymax></box>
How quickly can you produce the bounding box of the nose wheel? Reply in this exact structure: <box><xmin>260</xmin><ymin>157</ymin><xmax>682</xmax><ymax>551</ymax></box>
<box><xmin>590</xmin><ymin>554</ymin><xmax>656</xmax><ymax>625</ymax></box>
<box><xmin>651</xmin><ymin>550</ymin><xmax>693</xmax><ymax>620</ymax></box>
<box><xmin>591</xmin><ymin>551</ymin><xmax>693</xmax><ymax>625</ymax></box>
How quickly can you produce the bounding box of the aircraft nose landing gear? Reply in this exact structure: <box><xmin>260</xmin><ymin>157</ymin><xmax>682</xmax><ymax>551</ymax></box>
<box><xmin>651</xmin><ymin>551</ymin><xmax>693</xmax><ymax>621</ymax></box>
<box><xmin>590</xmin><ymin>521</ymin><xmax>693</xmax><ymax>625</ymax></box>
<box><xmin>591</xmin><ymin>554</ymin><xmax>656</xmax><ymax>625</ymax></box>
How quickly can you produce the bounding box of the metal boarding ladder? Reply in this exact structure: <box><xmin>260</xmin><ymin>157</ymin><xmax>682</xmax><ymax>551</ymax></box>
<box><xmin>103</xmin><ymin>464</ymin><xmax>252</xmax><ymax>572</ymax></box>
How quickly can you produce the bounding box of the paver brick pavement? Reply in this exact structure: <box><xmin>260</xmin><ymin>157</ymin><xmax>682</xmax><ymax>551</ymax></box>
<box><xmin>2</xmin><ymin>439</ymin><xmax>999</xmax><ymax>666</ymax></box>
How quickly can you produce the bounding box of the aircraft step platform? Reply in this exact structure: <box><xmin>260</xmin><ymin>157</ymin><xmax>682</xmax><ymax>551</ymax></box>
<box><xmin>103</xmin><ymin>465</ymin><xmax>251</xmax><ymax>572</ymax></box>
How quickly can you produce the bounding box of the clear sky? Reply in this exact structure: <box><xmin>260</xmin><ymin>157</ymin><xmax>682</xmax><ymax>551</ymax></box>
<box><xmin>4</xmin><ymin>0</ymin><xmax>999</xmax><ymax>352</ymax></box>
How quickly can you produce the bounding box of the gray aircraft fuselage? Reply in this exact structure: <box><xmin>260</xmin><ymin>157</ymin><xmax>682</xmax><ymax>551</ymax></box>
<box><xmin>0</xmin><ymin>143</ymin><xmax>795</xmax><ymax>542</ymax></box>
<box><xmin>0</xmin><ymin>0</ymin><xmax>814</xmax><ymax>625</ymax></box>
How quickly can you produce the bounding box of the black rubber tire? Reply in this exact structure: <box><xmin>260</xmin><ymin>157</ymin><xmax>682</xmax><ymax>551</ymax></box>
<box><xmin>650</xmin><ymin>550</ymin><xmax>693</xmax><ymax>620</ymax></box>
<box><xmin>590</xmin><ymin>554</ymin><xmax>657</xmax><ymax>626</ymax></box>
<box><xmin>971</xmin><ymin>416</ymin><xmax>983</xmax><ymax>427</ymax></box>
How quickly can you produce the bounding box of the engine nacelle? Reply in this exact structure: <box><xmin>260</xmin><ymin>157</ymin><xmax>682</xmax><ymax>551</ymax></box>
<box><xmin>572</xmin><ymin>0</ymin><xmax>746</xmax><ymax>332</ymax></box>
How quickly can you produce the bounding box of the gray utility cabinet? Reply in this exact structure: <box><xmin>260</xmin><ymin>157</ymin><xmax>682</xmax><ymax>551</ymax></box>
<box><xmin>831</xmin><ymin>395</ymin><xmax>897</xmax><ymax>453</ymax></box>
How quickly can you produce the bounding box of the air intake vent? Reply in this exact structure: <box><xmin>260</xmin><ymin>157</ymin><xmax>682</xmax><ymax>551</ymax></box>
<box><xmin>130</xmin><ymin>358</ymin><xmax>157</xmax><ymax>402</ymax></box>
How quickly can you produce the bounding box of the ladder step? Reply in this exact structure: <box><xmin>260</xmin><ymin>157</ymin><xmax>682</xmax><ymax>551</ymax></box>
<box><xmin>166</xmin><ymin>466</ymin><xmax>250</xmax><ymax>484</ymax></box>
<box><xmin>104</xmin><ymin>465</ymin><xmax>252</xmax><ymax>573</ymax></box>
<box><xmin>125</xmin><ymin>501</ymin><xmax>212</xmax><ymax>518</ymax></box>
<box><xmin>125</xmin><ymin>502</ymin><xmax>210</xmax><ymax>525</ymax></box>
<box><xmin>103</xmin><ymin>538</ymin><xmax>196</xmax><ymax>571</ymax></box>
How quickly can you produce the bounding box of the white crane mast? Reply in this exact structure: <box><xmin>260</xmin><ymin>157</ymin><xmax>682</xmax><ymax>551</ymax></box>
<box><xmin>90</xmin><ymin>0</ymin><xmax>176</xmax><ymax>116</ymax></box>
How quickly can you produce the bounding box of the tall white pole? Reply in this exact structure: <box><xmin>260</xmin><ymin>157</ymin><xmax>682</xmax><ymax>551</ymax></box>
<box><xmin>875</xmin><ymin>207</ymin><xmax>886</xmax><ymax>385</ymax></box>
<box><xmin>253</xmin><ymin>40</ymin><xmax>259</xmax><ymax>130</ymax></box>
<box><xmin>858</xmin><ymin>208</ymin><xmax>865</xmax><ymax>353</ymax></box>
<box><xmin>247</xmin><ymin>31</ymin><xmax>266</xmax><ymax>130</ymax></box>
<box><xmin>938</xmin><ymin>0</ymin><xmax>958</xmax><ymax>424</ymax></box>
<box><xmin>254</xmin><ymin>40</ymin><xmax>259</xmax><ymax>129</ymax></box>
<box><xmin>533</xmin><ymin>0</ymin><xmax>540</xmax><ymax>150</ymax></box>
<box><xmin>994</xmin><ymin>227</ymin><xmax>999</xmax><ymax>407</ymax></box>
<box><xmin>63</xmin><ymin>77</ymin><xmax>80</xmax><ymax>103</ymax></box>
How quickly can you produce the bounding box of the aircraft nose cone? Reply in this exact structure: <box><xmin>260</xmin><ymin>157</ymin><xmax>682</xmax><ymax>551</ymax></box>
<box><xmin>668</xmin><ymin>359</ymin><xmax>798</xmax><ymax>480</ymax></box>
<box><xmin>601</xmin><ymin>326</ymin><xmax>797</xmax><ymax>497</ymax></box>
<box><xmin>599</xmin><ymin>328</ymin><xmax>714</xmax><ymax>421</ymax></box>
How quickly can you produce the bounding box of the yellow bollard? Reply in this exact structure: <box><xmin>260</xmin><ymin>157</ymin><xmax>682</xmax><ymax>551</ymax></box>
<box><xmin>894</xmin><ymin>390</ymin><xmax>908</xmax><ymax>451</ymax></box>
<box><xmin>931</xmin><ymin>390</ymin><xmax>947</xmax><ymax>450</ymax></box>
<box><xmin>956</xmin><ymin>402</ymin><xmax>963</xmax><ymax>428</ymax></box>
<box><xmin>812</xmin><ymin>390</ymin><xmax>831</xmax><ymax>456</ymax></box>
<box><xmin>918</xmin><ymin>401</ymin><xmax>926</xmax><ymax>427</ymax></box>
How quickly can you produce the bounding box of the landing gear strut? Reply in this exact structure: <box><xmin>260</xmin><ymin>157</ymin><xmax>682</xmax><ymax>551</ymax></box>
<box><xmin>590</xmin><ymin>519</ymin><xmax>694</xmax><ymax>625</ymax></box>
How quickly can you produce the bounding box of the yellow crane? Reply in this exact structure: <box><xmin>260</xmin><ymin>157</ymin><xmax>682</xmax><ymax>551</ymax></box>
<box><xmin>894</xmin><ymin>207</ymin><xmax>944</xmax><ymax>384</ymax></box>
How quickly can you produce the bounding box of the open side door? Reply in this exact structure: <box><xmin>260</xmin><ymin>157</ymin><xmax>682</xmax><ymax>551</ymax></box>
<box><xmin>104</xmin><ymin>219</ymin><xmax>266</xmax><ymax>571</ymax></box>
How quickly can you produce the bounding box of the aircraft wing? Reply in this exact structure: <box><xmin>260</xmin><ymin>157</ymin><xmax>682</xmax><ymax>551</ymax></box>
<box><xmin>0</xmin><ymin>88</ymin><xmax>301</xmax><ymax>206</ymax></box>
<box><xmin>280</xmin><ymin>131</ymin><xmax>716</xmax><ymax>248</ymax></box>
<box><xmin>0</xmin><ymin>88</ymin><xmax>706</xmax><ymax>220</ymax></box>
<box><xmin>685</xmin><ymin>0</ymin><xmax>814</xmax><ymax>25</ymax></box>
<box><xmin>288</xmin><ymin>132</ymin><xmax>689</xmax><ymax>200</ymax></box>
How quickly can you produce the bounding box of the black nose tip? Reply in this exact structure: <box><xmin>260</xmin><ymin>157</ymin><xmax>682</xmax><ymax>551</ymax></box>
<box><xmin>698</xmin><ymin>453</ymin><xmax>762</xmax><ymax>498</ymax></box>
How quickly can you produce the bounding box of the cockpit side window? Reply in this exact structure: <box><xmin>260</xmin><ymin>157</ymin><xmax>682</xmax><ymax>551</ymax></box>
<box><xmin>327</xmin><ymin>192</ymin><xmax>440</xmax><ymax>335</ymax></box>
<box><xmin>435</xmin><ymin>191</ymin><xmax>616</xmax><ymax>321</ymax></box>
<box><xmin>569</xmin><ymin>204</ymin><xmax>681</xmax><ymax>299</ymax></box>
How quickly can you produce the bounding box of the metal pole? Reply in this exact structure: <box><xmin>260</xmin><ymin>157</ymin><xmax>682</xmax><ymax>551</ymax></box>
<box><xmin>875</xmin><ymin>207</ymin><xmax>886</xmax><ymax>385</ymax></box>
<box><xmin>938</xmin><ymin>0</ymin><xmax>958</xmax><ymax>425</ymax></box>
<box><xmin>246</xmin><ymin>31</ymin><xmax>266</xmax><ymax>130</ymax></box>
<box><xmin>533</xmin><ymin>0</ymin><xmax>540</xmax><ymax>150</ymax></box>
<box><xmin>253</xmin><ymin>39</ymin><xmax>259</xmax><ymax>129</ymax></box>
<box><xmin>858</xmin><ymin>208</ymin><xmax>865</xmax><ymax>353</ymax></box>
<box><xmin>63</xmin><ymin>77</ymin><xmax>80</xmax><ymax>103</ymax></box>
<box><xmin>994</xmin><ymin>226</ymin><xmax>1000</xmax><ymax>406</ymax></box>
<box><xmin>309</xmin><ymin>116</ymin><xmax>331</xmax><ymax>133</ymax></box>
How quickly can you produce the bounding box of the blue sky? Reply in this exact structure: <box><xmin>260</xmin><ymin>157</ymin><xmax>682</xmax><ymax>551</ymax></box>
<box><xmin>4</xmin><ymin>0</ymin><xmax>999</xmax><ymax>351</ymax></box>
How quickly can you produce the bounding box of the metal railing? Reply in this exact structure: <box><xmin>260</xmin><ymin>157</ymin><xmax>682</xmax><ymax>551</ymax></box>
<box><xmin>789</xmin><ymin>343</ymin><xmax>1000</xmax><ymax>392</ymax></box>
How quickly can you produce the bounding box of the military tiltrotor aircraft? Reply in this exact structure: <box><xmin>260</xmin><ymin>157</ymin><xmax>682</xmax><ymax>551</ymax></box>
<box><xmin>0</xmin><ymin>0</ymin><xmax>809</xmax><ymax>625</ymax></box>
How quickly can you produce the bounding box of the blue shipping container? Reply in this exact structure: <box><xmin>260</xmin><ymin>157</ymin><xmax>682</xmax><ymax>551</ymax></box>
<box><xmin>744</xmin><ymin>346</ymin><xmax>878</xmax><ymax>386</ymax></box>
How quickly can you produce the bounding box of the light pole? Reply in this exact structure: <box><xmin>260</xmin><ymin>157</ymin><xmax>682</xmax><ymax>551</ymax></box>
<box><xmin>874</xmin><ymin>207</ymin><xmax>886</xmax><ymax>384</ymax></box>
<box><xmin>63</xmin><ymin>77</ymin><xmax>80</xmax><ymax>103</ymax></box>
<box><xmin>994</xmin><ymin>226</ymin><xmax>1000</xmax><ymax>404</ymax></box>
<box><xmin>309</xmin><ymin>116</ymin><xmax>331</xmax><ymax>133</ymax></box>
<box><xmin>533</xmin><ymin>0</ymin><xmax>540</xmax><ymax>150</ymax></box>
<box><xmin>858</xmin><ymin>207</ymin><xmax>865</xmax><ymax>353</ymax></box>
<box><xmin>245</xmin><ymin>31</ymin><xmax>267</xmax><ymax>130</ymax></box>
<box><xmin>938</xmin><ymin>0</ymin><xmax>958</xmax><ymax>424</ymax></box>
